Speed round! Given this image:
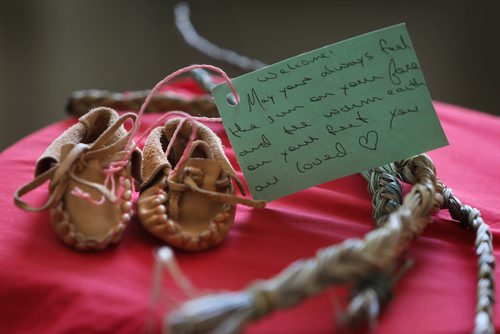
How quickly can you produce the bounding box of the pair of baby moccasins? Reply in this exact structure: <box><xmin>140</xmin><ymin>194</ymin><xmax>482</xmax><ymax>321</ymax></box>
<box><xmin>15</xmin><ymin>107</ymin><xmax>264</xmax><ymax>251</ymax></box>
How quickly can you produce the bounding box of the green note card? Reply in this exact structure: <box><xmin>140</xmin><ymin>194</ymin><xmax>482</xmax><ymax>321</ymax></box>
<box><xmin>212</xmin><ymin>23</ymin><xmax>448</xmax><ymax>202</ymax></box>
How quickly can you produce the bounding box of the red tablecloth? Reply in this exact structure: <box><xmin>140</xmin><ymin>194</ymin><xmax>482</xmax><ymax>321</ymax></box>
<box><xmin>1</xmin><ymin>81</ymin><xmax>499</xmax><ymax>333</ymax></box>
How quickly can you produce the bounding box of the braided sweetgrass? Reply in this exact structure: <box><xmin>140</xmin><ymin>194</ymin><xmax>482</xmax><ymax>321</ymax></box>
<box><xmin>65</xmin><ymin>88</ymin><xmax>220</xmax><ymax>118</ymax></box>
<box><xmin>397</xmin><ymin>159</ymin><xmax>495</xmax><ymax>334</ymax></box>
<box><xmin>343</xmin><ymin>157</ymin><xmax>495</xmax><ymax>334</ymax></box>
<box><xmin>165</xmin><ymin>155</ymin><xmax>443</xmax><ymax>333</ymax></box>
<box><xmin>339</xmin><ymin>163</ymin><xmax>403</xmax><ymax>328</ymax></box>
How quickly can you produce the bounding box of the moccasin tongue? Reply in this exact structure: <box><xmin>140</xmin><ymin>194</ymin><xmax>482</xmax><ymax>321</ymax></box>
<box><xmin>174</xmin><ymin>158</ymin><xmax>224</xmax><ymax>234</ymax></box>
<box><xmin>166</xmin><ymin>139</ymin><xmax>214</xmax><ymax>223</ymax></box>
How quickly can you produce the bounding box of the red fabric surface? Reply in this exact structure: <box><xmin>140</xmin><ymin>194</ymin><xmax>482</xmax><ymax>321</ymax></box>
<box><xmin>1</xmin><ymin>80</ymin><xmax>499</xmax><ymax>334</ymax></box>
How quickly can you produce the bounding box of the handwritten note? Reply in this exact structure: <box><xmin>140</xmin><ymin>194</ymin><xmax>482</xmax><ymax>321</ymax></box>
<box><xmin>212</xmin><ymin>23</ymin><xmax>448</xmax><ymax>201</ymax></box>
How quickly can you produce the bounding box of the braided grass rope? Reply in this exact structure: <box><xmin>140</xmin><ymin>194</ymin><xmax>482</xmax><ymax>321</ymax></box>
<box><xmin>65</xmin><ymin>89</ymin><xmax>220</xmax><ymax>118</ymax></box>
<box><xmin>400</xmin><ymin>184</ymin><xmax>496</xmax><ymax>334</ymax></box>
<box><xmin>444</xmin><ymin>187</ymin><xmax>495</xmax><ymax>334</ymax></box>
<box><xmin>443</xmin><ymin>187</ymin><xmax>495</xmax><ymax>334</ymax></box>
<box><xmin>362</xmin><ymin>163</ymin><xmax>402</xmax><ymax>228</ymax></box>
<box><xmin>165</xmin><ymin>155</ymin><xmax>443</xmax><ymax>333</ymax></box>
<box><xmin>65</xmin><ymin>69</ymin><xmax>221</xmax><ymax>118</ymax></box>
<box><xmin>397</xmin><ymin>163</ymin><xmax>495</xmax><ymax>334</ymax></box>
<box><xmin>343</xmin><ymin>158</ymin><xmax>495</xmax><ymax>333</ymax></box>
<box><xmin>339</xmin><ymin>163</ymin><xmax>404</xmax><ymax>328</ymax></box>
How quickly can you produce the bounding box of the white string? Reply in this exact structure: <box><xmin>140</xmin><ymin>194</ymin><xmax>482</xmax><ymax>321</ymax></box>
<box><xmin>148</xmin><ymin>247</ymin><xmax>199</xmax><ymax>333</ymax></box>
<box><xmin>174</xmin><ymin>2</ymin><xmax>267</xmax><ymax>72</ymax></box>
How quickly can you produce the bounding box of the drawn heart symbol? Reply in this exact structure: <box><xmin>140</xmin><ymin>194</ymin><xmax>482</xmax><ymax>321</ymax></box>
<box><xmin>359</xmin><ymin>131</ymin><xmax>378</xmax><ymax>150</ymax></box>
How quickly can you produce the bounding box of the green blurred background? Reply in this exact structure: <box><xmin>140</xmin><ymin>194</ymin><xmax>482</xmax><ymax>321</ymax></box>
<box><xmin>1</xmin><ymin>0</ymin><xmax>499</xmax><ymax>151</ymax></box>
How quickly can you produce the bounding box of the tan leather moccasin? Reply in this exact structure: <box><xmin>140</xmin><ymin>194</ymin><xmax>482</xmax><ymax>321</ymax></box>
<box><xmin>138</xmin><ymin>118</ymin><xmax>264</xmax><ymax>251</ymax></box>
<box><xmin>15</xmin><ymin>107</ymin><xmax>141</xmax><ymax>251</ymax></box>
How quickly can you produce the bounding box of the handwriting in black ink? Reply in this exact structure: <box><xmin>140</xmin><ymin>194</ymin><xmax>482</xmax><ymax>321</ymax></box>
<box><xmin>247</xmin><ymin>160</ymin><xmax>272</xmax><ymax>171</ymax></box>
<box><xmin>309</xmin><ymin>91</ymin><xmax>335</xmax><ymax>103</ymax></box>
<box><xmin>389</xmin><ymin>105</ymin><xmax>419</xmax><ymax>129</ymax></box>
<box><xmin>387</xmin><ymin>77</ymin><xmax>425</xmax><ymax>95</ymax></box>
<box><xmin>247</xmin><ymin>88</ymin><xmax>275</xmax><ymax>112</ymax></box>
<box><xmin>275</xmin><ymin>105</ymin><xmax>304</xmax><ymax>118</ymax></box>
<box><xmin>326</xmin><ymin>123</ymin><xmax>361</xmax><ymax>136</ymax></box>
<box><xmin>255</xmin><ymin>176</ymin><xmax>279</xmax><ymax>192</ymax></box>
<box><xmin>228</xmin><ymin>122</ymin><xmax>259</xmax><ymax>139</ymax></box>
<box><xmin>281</xmin><ymin>135</ymin><xmax>320</xmax><ymax>163</ymax></box>
<box><xmin>255</xmin><ymin>50</ymin><xmax>334</xmax><ymax>83</ymax></box>
<box><xmin>340</xmin><ymin>75</ymin><xmax>384</xmax><ymax>96</ymax></box>
<box><xmin>355</xmin><ymin>110</ymin><xmax>369</xmax><ymax>124</ymax></box>
<box><xmin>295</xmin><ymin>142</ymin><xmax>347</xmax><ymax>174</ymax></box>
<box><xmin>320</xmin><ymin>52</ymin><xmax>374</xmax><ymax>78</ymax></box>
<box><xmin>257</xmin><ymin>71</ymin><xmax>278</xmax><ymax>83</ymax></box>
<box><xmin>326</xmin><ymin>110</ymin><xmax>369</xmax><ymax>135</ymax></box>
<box><xmin>239</xmin><ymin>134</ymin><xmax>271</xmax><ymax>157</ymax></box>
<box><xmin>388</xmin><ymin>58</ymin><xmax>419</xmax><ymax>85</ymax></box>
<box><xmin>324</xmin><ymin>96</ymin><xmax>383</xmax><ymax>117</ymax></box>
<box><xmin>282</xmin><ymin>51</ymin><xmax>334</xmax><ymax>73</ymax></box>
<box><xmin>358</xmin><ymin>131</ymin><xmax>378</xmax><ymax>150</ymax></box>
<box><xmin>279</xmin><ymin>77</ymin><xmax>312</xmax><ymax>99</ymax></box>
<box><xmin>283</xmin><ymin>121</ymin><xmax>311</xmax><ymax>135</ymax></box>
<box><xmin>379</xmin><ymin>35</ymin><xmax>412</xmax><ymax>55</ymax></box>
